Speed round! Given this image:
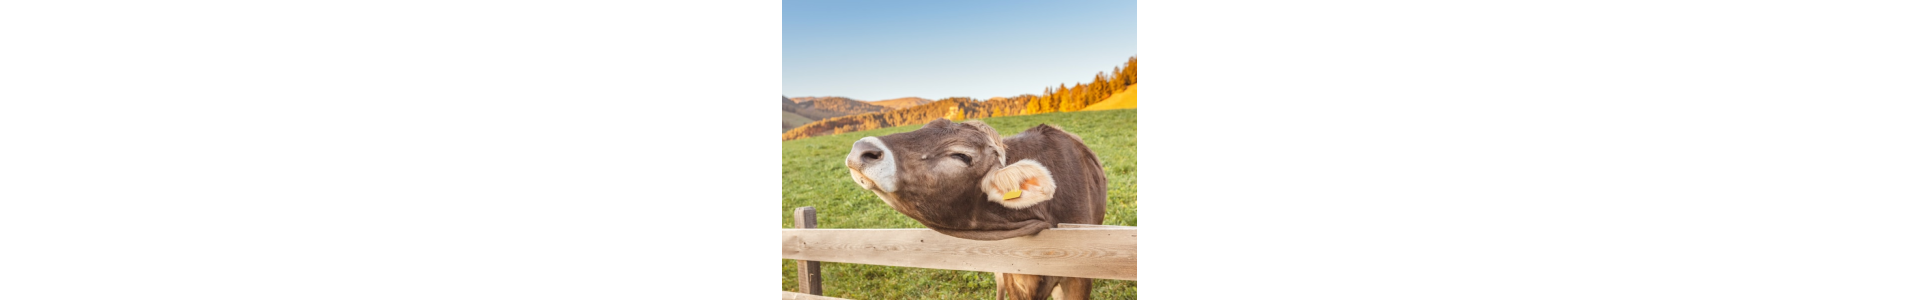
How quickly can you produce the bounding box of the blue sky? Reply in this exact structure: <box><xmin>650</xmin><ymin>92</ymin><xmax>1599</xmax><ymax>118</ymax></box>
<box><xmin>784</xmin><ymin>0</ymin><xmax>1136</xmax><ymax>101</ymax></box>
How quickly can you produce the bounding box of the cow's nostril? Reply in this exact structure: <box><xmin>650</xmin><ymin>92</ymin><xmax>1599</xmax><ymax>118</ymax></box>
<box><xmin>849</xmin><ymin>137</ymin><xmax>888</xmax><ymax>169</ymax></box>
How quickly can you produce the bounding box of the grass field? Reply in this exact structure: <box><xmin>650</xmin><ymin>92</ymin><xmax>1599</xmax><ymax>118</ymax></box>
<box><xmin>782</xmin><ymin>109</ymin><xmax>1137</xmax><ymax>299</ymax></box>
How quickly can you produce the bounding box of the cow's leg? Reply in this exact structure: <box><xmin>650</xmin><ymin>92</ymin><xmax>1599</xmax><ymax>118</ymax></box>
<box><xmin>995</xmin><ymin>273</ymin><xmax>1059</xmax><ymax>300</ymax></box>
<box><xmin>995</xmin><ymin>272</ymin><xmax>1009</xmax><ymax>300</ymax></box>
<box><xmin>1051</xmin><ymin>277</ymin><xmax>1092</xmax><ymax>300</ymax></box>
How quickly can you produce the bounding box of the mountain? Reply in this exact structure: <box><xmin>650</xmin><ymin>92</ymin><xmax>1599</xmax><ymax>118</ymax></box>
<box><xmin>867</xmin><ymin>97</ymin><xmax>933</xmax><ymax>109</ymax></box>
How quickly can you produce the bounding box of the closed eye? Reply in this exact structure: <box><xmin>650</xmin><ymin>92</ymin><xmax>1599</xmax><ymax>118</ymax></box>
<box><xmin>949</xmin><ymin>153</ymin><xmax>972</xmax><ymax>165</ymax></box>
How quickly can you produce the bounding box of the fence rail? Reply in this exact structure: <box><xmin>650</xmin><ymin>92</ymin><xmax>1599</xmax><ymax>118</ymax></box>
<box><xmin>783</xmin><ymin>206</ymin><xmax>1137</xmax><ymax>298</ymax></box>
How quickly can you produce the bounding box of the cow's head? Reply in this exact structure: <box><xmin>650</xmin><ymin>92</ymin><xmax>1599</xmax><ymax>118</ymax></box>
<box><xmin>845</xmin><ymin>119</ymin><xmax>1058</xmax><ymax>240</ymax></box>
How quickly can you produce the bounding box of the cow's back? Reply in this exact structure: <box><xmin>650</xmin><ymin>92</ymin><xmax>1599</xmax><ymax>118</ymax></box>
<box><xmin>1001</xmin><ymin>125</ymin><xmax>1107</xmax><ymax>226</ymax></box>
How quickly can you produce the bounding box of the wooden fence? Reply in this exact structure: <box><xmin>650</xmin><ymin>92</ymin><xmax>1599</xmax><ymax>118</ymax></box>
<box><xmin>782</xmin><ymin>206</ymin><xmax>1137</xmax><ymax>298</ymax></box>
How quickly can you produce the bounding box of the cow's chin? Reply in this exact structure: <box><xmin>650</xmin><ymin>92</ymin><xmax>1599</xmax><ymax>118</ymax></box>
<box><xmin>853</xmin><ymin>171</ymin><xmax>1051</xmax><ymax>241</ymax></box>
<box><xmin>923</xmin><ymin>219</ymin><xmax>1053</xmax><ymax>241</ymax></box>
<box><xmin>873</xmin><ymin>192</ymin><xmax>1052</xmax><ymax>241</ymax></box>
<box><xmin>865</xmin><ymin>189</ymin><xmax>907</xmax><ymax>212</ymax></box>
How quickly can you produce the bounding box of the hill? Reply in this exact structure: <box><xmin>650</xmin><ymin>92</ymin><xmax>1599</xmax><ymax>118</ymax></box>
<box><xmin>782</xmin><ymin>56</ymin><xmax>1136</xmax><ymax>140</ymax></box>
<box><xmin>867</xmin><ymin>97</ymin><xmax>933</xmax><ymax>109</ymax></box>
<box><xmin>780</xmin><ymin>96</ymin><xmax>1032</xmax><ymax>140</ymax></box>
<box><xmin>1079</xmin><ymin>84</ymin><xmax>1137</xmax><ymax>111</ymax></box>
<box><xmin>782</xmin><ymin>97</ymin><xmax>829</xmax><ymax>132</ymax></box>
<box><xmin>783</xmin><ymin>96</ymin><xmax>893</xmax><ymax>132</ymax></box>
<box><xmin>785</xmin><ymin>96</ymin><xmax>835</xmax><ymax>103</ymax></box>
<box><xmin>797</xmin><ymin>97</ymin><xmax>890</xmax><ymax>116</ymax></box>
<box><xmin>782</xmin><ymin>109</ymin><xmax>1137</xmax><ymax>299</ymax></box>
<box><xmin>782</xmin><ymin>96</ymin><xmax>838</xmax><ymax>120</ymax></box>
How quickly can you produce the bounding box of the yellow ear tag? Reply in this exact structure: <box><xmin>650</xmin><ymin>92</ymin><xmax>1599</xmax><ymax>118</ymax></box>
<box><xmin>1003</xmin><ymin>188</ymin><xmax>1023</xmax><ymax>200</ymax></box>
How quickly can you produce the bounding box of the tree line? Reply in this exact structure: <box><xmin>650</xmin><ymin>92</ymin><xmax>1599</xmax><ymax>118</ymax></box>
<box><xmin>1025</xmin><ymin>56</ymin><xmax>1137</xmax><ymax>114</ymax></box>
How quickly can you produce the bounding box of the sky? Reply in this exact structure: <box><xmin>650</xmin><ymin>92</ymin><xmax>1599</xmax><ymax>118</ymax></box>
<box><xmin>784</xmin><ymin>0</ymin><xmax>1136</xmax><ymax>101</ymax></box>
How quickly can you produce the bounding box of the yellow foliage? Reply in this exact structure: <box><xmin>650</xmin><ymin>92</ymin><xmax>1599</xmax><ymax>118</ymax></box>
<box><xmin>1080</xmin><ymin>84</ymin><xmax>1137</xmax><ymax>111</ymax></box>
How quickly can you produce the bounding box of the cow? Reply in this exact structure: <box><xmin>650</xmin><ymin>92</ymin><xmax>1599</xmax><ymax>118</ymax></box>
<box><xmin>844</xmin><ymin>118</ymin><xmax>1108</xmax><ymax>300</ymax></box>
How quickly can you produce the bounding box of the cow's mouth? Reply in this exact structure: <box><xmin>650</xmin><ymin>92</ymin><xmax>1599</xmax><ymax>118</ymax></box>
<box><xmin>848</xmin><ymin>168</ymin><xmax>876</xmax><ymax>190</ymax></box>
<box><xmin>849</xmin><ymin>169</ymin><xmax>909</xmax><ymax>211</ymax></box>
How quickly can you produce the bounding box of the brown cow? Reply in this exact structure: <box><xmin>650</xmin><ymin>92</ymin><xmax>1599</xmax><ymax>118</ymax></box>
<box><xmin>844</xmin><ymin>118</ymin><xmax>1107</xmax><ymax>300</ymax></box>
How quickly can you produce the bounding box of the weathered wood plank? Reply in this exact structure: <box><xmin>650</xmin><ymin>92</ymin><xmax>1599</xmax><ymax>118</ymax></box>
<box><xmin>781</xmin><ymin>291</ymin><xmax>853</xmax><ymax>300</ymax></box>
<box><xmin>1057</xmin><ymin>223</ymin><xmax>1134</xmax><ymax>229</ymax></box>
<box><xmin>793</xmin><ymin>207</ymin><xmax>823</xmax><ymax>295</ymax></box>
<box><xmin>782</xmin><ymin>228</ymin><xmax>1136</xmax><ymax>280</ymax></box>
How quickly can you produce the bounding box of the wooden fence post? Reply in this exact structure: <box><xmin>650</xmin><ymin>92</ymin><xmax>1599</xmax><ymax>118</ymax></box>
<box><xmin>793</xmin><ymin>206</ymin><xmax>823</xmax><ymax>296</ymax></box>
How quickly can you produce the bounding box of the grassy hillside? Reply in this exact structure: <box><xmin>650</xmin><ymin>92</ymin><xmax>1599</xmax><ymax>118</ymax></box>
<box><xmin>782</xmin><ymin>112</ymin><xmax>815</xmax><ymax>132</ymax></box>
<box><xmin>1081</xmin><ymin>84</ymin><xmax>1137</xmax><ymax>111</ymax></box>
<box><xmin>782</xmin><ymin>109</ymin><xmax>1137</xmax><ymax>299</ymax></box>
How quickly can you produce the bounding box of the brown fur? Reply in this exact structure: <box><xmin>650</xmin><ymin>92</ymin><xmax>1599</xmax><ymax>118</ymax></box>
<box><xmin>847</xmin><ymin>118</ymin><xmax>1108</xmax><ymax>299</ymax></box>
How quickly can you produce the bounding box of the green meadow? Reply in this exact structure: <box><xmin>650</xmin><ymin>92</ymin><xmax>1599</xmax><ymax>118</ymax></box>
<box><xmin>782</xmin><ymin>109</ymin><xmax>1138</xmax><ymax>299</ymax></box>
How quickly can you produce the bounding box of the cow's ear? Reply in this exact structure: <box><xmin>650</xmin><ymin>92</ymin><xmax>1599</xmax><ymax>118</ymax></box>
<box><xmin>959</xmin><ymin>120</ymin><xmax>996</xmax><ymax>134</ymax></box>
<box><xmin>980</xmin><ymin>159</ymin><xmax>1055</xmax><ymax>209</ymax></box>
<box><xmin>960</xmin><ymin>120</ymin><xmax>1008</xmax><ymax>166</ymax></box>
<box><xmin>926</xmin><ymin>118</ymin><xmax>954</xmax><ymax>128</ymax></box>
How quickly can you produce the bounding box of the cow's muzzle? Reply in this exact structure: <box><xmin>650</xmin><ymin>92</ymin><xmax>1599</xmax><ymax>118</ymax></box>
<box><xmin>846</xmin><ymin>137</ymin><xmax>898</xmax><ymax>193</ymax></box>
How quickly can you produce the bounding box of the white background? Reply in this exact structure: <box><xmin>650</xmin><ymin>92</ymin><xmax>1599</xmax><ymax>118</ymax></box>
<box><xmin>4</xmin><ymin>0</ymin><xmax>1917</xmax><ymax>299</ymax></box>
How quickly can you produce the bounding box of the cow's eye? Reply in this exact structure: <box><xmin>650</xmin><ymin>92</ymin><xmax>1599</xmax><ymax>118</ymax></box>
<box><xmin>949</xmin><ymin>153</ymin><xmax>972</xmax><ymax>165</ymax></box>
